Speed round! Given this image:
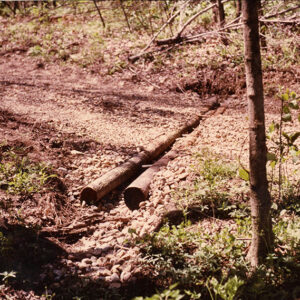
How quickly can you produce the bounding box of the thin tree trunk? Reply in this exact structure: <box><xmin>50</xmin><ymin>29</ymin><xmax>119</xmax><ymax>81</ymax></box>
<box><xmin>120</xmin><ymin>0</ymin><xmax>132</xmax><ymax>33</ymax></box>
<box><xmin>242</xmin><ymin>0</ymin><xmax>273</xmax><ymax>267</ymax></box>
<box><xmin>236</xmin><ymin>0</ymin><xmax>242</xmax><ymax>18</ymax></box>
<box><xmin>217</xmin><ymin>0</ymin><xmax>225</xmax><ymax>27</ymax></box>
<box><xmin>257</xmin><ymin>0</ymin><xmax>267</xmax><ymax>48</ymax></box>
<box><xmin>92</xmin><ymin>0</ymin><xmax>106</xmax><ymax>28</ymax></box>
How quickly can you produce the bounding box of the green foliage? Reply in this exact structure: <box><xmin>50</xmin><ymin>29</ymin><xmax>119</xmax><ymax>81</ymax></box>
<box><xmin>266</xmin><ymin>89</ymin><xmax>300</xmax><ymax>201</ymax></box>
<box><xmin>132</xmin><ymin>149</ymin><xmax>300</xmax><ymax>299</ymax></box>
<box><xmin>0</xmin><ymin>144</ymin><xmax>56</xmax><ymax>195</ymax></box>
<box><xmin>0</xmin><ymin>271</ymin><xmax>16</xmax><ymax>286</ymax></box>
<box><xmin>134</xmin><ymin>283</ymin><xmax>185</xmax><ymax>300</ymax></box>
<box><xmin>0</xmin><ymin>231</ymin><xmax>12</xmax><ymax>257</ymax></box>
<box><xmin>177</xmin><ymin>149</ymin><xmax>238</xmax><ymax>207</ymax></box>
<box><xmin>42</xmin><ymin>286</ymin><xmax>56</xmax><ymax>300</ymax></box>
<box><xmin>238</xmin><ymin>168</ymin><xmax>249</xmax><ymax>181</ymax></box>
<box><xmin>206</xmin><ymin>275</ymin><xmax>244</xmax><ymax>300</ymax></box>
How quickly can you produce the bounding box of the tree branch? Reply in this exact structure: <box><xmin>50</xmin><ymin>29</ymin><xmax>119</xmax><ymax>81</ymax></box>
<box><xmin>128</xmin><ymin>0</ymin><xmax>191</xmax><ymax>62</ymax></box>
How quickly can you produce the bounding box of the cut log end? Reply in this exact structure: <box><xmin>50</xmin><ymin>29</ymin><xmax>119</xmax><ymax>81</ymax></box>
<box><xmin>80</xmin><ymin>187</ymin><xmax>98</xmax><ymax>203</ymax></box>
<box><xmin>124</xmin><ymin>187</ymin><xmax>145</xmax><ymax>210</ymax></box>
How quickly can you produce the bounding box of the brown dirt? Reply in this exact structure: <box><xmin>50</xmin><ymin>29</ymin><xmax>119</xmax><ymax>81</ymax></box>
<box><xmin>0</xmin><ymin>51</ymin><xmax>299</xmax><ymax>299</ymax></box>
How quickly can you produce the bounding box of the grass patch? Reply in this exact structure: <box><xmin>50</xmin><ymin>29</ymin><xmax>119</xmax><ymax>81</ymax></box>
<box><xmin>0</xmin><ymin>143</ymin><xmax>56</xmax><ymax>195</ymax></box>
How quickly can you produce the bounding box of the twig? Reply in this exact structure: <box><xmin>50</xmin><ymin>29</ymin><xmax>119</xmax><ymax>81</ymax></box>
<box><xmin>259</xmin><ymin>18</ymin><xmax>300</xmax><ymax>25</ymax></box>
<box><xmin>264</xmin><ymin>5</ymin><xmax>300</xmax><ymax>20</ymax></box>
<box><xmin>120</xmin><ymin>0</ymin><xmax>132</xmax><ymax>33</ymax></box>
<box><xmin>128</xmin><ymin>0</ymin><xmax>191</xmax><ymax>62</ymax></box>
<box><xmin>92</xmin><ymin>0</ymin><xmax>105</xmax><ymax>28</ymax></box>
<box><xmin>184</xmin><ymin>22</ymin><xmax>242</xmax><ymax>42</ymax></box>
<box><xmin>177</xmin><ymin>0</ymin><xmax>230</xmax><ymax>38</ymax></box>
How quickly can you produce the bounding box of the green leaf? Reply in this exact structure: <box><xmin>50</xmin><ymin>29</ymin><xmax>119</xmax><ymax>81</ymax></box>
<box><xmin>270</xmin><ymin>161</ymin><xmax>276</xmax><ymax>169</ymax></box>
<box><xmin>282</xmin><ymin>131</ymin><xmax>290</xmax><ymax>141</ymax></box>
<box><xmin>239</xmin><ymin>168</ymin><xmax>249</xmax><ymax>181</ymax></box>
<box><xmin>282</xmin><ymin>113</ymin><xmax>292</xmax><ymax>122</ymax></box>
<box><xmin>290</xmin><ymin>91</ymin><xmax>296</xmax><ymax>99</ymax></box>
<box><xmin>283</xmin><ymin>105</ymin><xmax>290</xmax><ymax>114</ymax></box>
<box><xmin>289</xmin><ymin>100</ymin><xmax>299</xmax><ymax>109</ymax></box>
<box><xmin>291</xmin><ymin>132</ymin><xmax>300</xmax><ymax>144</ymax></box>
<box><xmin>281</xmin><ymin>93</ymin><xmax>289</xmax><ymax>101</ymax></box>
<box><xmin>267</xmin><ymin>152</ymin><xmax>277</xmax><ymax>161</ymax></box>
<box><xmin>268</xmin><ymin>122</ymin><xmax>275</xmax><ymax>133</ymax></box>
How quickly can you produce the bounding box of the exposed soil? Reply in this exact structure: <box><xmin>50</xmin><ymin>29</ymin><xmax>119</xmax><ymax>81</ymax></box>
<box><xmin>0</xmin><ymin>50</ymin><xmax>299</xmax><ymax>299</ymax></box>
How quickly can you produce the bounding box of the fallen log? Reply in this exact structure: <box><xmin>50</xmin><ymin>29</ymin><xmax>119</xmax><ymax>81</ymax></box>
<box><xmin>80</xmin><ymin>114</ymin><xmax>202</xmax><ymax>203</ymax></box>
<box><xmin>124</xmin><ymin>150</ymin><xmax>178</xmax><ymax>210</ymax></box>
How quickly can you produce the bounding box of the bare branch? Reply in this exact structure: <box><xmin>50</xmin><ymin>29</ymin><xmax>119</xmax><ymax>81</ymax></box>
<box><xmin>128</xmin><ymin>0</ymin><xmax>191</xmax><ymax>62</ymax></box>
<box><xmin>264</xmin><ymin>5</ymin><xmax>300</xmax><ymax>20</ymax></box>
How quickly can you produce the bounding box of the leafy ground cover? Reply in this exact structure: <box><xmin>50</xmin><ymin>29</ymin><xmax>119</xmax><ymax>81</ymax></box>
<box><xmin>131</xmin><ymin>150</ymin><xmax>300</xmax><ymax>299</ymax></box>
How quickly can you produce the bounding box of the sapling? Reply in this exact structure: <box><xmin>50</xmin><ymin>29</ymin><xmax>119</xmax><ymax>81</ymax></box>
<box><xmin>266</xmin><ymin>89</ymin><xmax>300</xmax><ymax>201</ymax></box>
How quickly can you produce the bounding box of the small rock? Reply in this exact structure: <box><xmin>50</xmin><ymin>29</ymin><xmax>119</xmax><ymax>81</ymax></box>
<box><xmin>81</xmin><ymin>258</ymin><xmax>92</xmax><ymax>265</ymax></box>
<box><xmin>98</xmin><ymin>243</ymin><xmax>112</xmax><ymax>253</ymax></box>
<box><xmin>120</xmin><ymin>271</ymin><xmax>131</xmax><ymax>282</ymax></box>
<box><xmin>91</xmin><ymin>248</ymin><xmax>102</xmax><ymax>256</ymax></box>
<box><xmin>70</xmin><ymin>150</ymin><xmax>84</xmax><ymax>155</ymax></box>
<box><xmin>106</xmin><ymin>273</ymin><xmax>120</xmax><ymax>283</ymax></box>
<box><xmin>97</xmin><ymin>268</ymin><xmax>111</xmax><ymax>277</ymax></box>
<box><xmin>77</xmin><ymin>262</ymin><xmax>88</xmax><ymax>270</ymax></box>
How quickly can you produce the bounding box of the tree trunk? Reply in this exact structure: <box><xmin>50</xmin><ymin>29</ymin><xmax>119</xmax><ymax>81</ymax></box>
<box><xmin>242</xmin><ymin>0</ymin><xmax>273</xmax><ymax>267</ymax></box>
<box><xmin>124</xmin><ymin>150</ymin><xmax>177</xmax><ymax>210</ymax></box>
<box><xmin>217</xmin><ymin>0</ymin><xmax>225</xmax><ymax>27</ymax></box>
<box><xmin>236</xmin><ymin>0</ymin><xmax>241</xmax><ymax>18</ymax></box>
<box><xmin>257</xmin><ymin>0</ymin><xmax>267</xmax><ymax>48</ymax></box>
<box><xmin>80</xmin><ymin>115</ymin><xmax>202</xmax><ymax>203</ymax></box>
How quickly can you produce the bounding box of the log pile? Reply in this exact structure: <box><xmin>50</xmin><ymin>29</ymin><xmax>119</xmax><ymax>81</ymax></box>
<box><xmin>80</xmin><ymin>114</ymin><xmax>202</xmax><ymax>205</ymax></box>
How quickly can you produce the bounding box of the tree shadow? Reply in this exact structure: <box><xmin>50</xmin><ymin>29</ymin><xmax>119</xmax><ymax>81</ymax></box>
<box><xmin>0</xmin><ymin>224</ymin><xmax>66</xmax><ymax>292</ymax></box>
<box><xmin>0</xmin><ymin>223</ymin><xmax>158</xmax><ymax>299</ymax></box>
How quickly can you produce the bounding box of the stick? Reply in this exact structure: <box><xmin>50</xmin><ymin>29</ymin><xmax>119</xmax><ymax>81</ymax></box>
<box><xmin>128</xmin><ymin>0</ymin><xmax>191</xmax><ymax>62</ymax></box>
<box><xmin>264</xmin><ymin>5</ymin><xmax>300</xmax><ymax>20</ymax></box>
<box><xmin>92</xmin><ymin>0</ymin><xmax>105</xmax><ymax>28</ymax></box>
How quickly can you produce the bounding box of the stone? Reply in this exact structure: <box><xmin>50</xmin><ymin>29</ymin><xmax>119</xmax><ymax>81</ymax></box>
<box><xmin>97</xmin><ymin>268</ymin><xmax>111</xmax><ymax>277</ymax></box>
<box><xmin>106</xmin><ymin>273</ymin><xmax>120</xmax><ymax>283</ymax></box>
<box><xmin>111</xmin><ymin>264</ymin><xmax>121</xmax><ymax>273</ymax></box>
<box><xmin>120</xmin><ymin>271</ymin><xmax>131</xmax><ymax>282</ymax></box>
<box><xmin>91</xmin><ymin>248</ymin><xmax>102</xmax><ymax>256</ymax></box>
<box><xmin>81</xmin><ymin>258</ymin><xmax>92</xmax><ymax>265</ymax></box>
<box><xmin>99</xmin><ymin>243</ymin><xmax>112</xmax><ymax>252</ymax></box>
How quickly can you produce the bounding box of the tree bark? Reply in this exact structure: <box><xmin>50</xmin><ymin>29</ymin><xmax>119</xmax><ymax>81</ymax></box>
<box><xmin>92</xmin><ymin>0</ymin><xmax>106</xmax><ymax>28</ymax></box>
<box><xmin>124</xmin><ymin>150</ymin><xmax>178</xmax><ymax>210</ymax></box>
<box><xmin>217</xmin><ymin>0</ymin><xmax>225</xmax><ymax>27</ymax></box>
<box><xmin>80</xmin><ymin>115</ymin><xmax>202</xmax><ymax>203</ymax></box>
<box><xmin>242</xmin><ymin>0</ymin><xmax>273</xmax><ymax>267</ymax></box>
<box><xmin>257</xmin><ymin>0</ymin><xmax>267</xmax><ymax>48</ymax></box>
<box><xmin>236</xmin><ymin>0</ymin><xmax>242</xmax><ymax>18</ymax></box>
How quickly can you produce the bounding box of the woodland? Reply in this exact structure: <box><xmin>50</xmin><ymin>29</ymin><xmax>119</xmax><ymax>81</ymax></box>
<box><xmin>0</xmin><ymin>0</ymin><xmax>299</xmax><ymax>299</ymax></box>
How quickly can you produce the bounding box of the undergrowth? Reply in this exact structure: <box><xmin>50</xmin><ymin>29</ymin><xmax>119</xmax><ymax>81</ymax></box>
<box><xmin>0</xmin><ymin>142</ymin><xmax>56</xmax><ymax>195</ymax></box>
<box><xmin>132</xmin><ymin>150</ymin><xmax>300</xmax><ymax>300</ymax></box>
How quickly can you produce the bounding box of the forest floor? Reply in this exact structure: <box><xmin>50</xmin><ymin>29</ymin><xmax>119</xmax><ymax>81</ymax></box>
<box><xmin>0</xmin><ymin>18</ymin><xmax>299</xmax><ymax>300</ymax></box>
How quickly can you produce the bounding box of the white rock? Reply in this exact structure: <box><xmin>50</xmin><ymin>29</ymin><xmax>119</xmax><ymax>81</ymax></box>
<box><xmin>120</xmin><ymin>271</ymin><xmax>131</xmax><ymax>282</ymax></box>
<box><xmin>106</xmin><ymin>273</ymin><xmax>120</xmax><ymax>283</ymax></box>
